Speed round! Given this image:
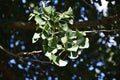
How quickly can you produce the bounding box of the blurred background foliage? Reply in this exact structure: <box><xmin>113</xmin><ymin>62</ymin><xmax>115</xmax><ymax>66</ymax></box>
<box><xmin>0</xmin><ymin>0</ymin><xmax>120</xmax><ymax>80</ymax></box>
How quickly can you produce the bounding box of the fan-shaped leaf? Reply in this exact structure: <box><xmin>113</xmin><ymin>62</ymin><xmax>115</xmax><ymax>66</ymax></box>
<box><xmin>32</xmin><ymin>33</ymin><xmax>40</xmax><ymax>43</ymax></box>
<box><xmin>79</xmin><ymin>38</ymin><xmax>89</xmax><ymax>49</ymax></box>
<box><xmin>61</xmin><ymin>35</ymin><xmax>67</xmax><ymax>44</ymax></box>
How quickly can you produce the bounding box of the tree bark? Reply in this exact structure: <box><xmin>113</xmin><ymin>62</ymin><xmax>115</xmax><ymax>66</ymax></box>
<box><xmin>2</xmin><ymin>14</ymin><xmax>120</xmax><ymax>30</ymax></box>
<box><xmin>73</xmin><ymin>14</ymin><xmax>120</xmax><ymax>29</ymax></box>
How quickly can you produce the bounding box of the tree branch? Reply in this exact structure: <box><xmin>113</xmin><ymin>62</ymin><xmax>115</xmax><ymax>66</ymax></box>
<box><xmin>84</xmin><ymin>29</ymin><xmax>120</xmax><ymax>33</ymax></box>
<box><xmin>0</xmin><ymin>45</ymin><xmax>50</xmax><ymax>63</ymax></box>
<box><xmin>72</xmin><ymin>14</ymin><xmax>120</xmax><ymax>29</ymax></box>
<box><xmin>5</xmin><ymin>21</ymin><xmax>35</xmax><ymax>30</ymax></box>
<box><xmin>3</xmin><ymin>14</ymin><xmax>120</xmax><ymax>30</ymax></box>
<box><xmin>17</xmin><ymin>50</ymin><xmax>42</xmax><ymax>56</ymax></box>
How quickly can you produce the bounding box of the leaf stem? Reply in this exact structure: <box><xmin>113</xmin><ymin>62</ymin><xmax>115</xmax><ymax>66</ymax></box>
<box><xmin>58</xmin><ymin>49</ymin><xmax>65</xmax><ymax>56</ymax></box>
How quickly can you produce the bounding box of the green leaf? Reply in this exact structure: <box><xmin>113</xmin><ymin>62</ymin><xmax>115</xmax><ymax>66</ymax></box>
<box><xmin>41</xmin><ymin>34</ymin><xmax>46</xmax><ymax>39</ymax></box>
<box><xmin>47</xmin><ymin>21</ymin><xmax>52</xmax><ymax>28</ymax></box>
<box><xmin>59</xmin><ymin>14</ymin><xmax>64</xmax><ymax>20</ymax></box>
<box><xmin>32</xmin><ymin>33</ymin><xmax>40</xmax><ymax>43</ymax></box>
<box><xmin>28</xmin><ymin>13</ymin><xmax>35</xmax><ymax>21</ymax></box>
<box><xmin>41</xmin><ymin>15</ymin><xmax>48</xmax><ymax>20</ymax></box>
<box><xmin>41</xmin><ymin>1</ymin><xmax>50</xmax><ymax>7</ymax></box>
<box><xmin>61</xmin><ymin>35</ymin><xmax>67</xmax><ymax>44</ymax></box>
<box><xmin>48</xmin><ymin>36</ymin><xmax>58</xmax><ymax>48</ymax></box>
<box><xmin>67</xmin><ymin>45</ymin><xmax>79</xmax><ymax>52</ymax></box>
<box><xmin>69</xmin><ymin>19</ymin><xmax>73</xmax><ymax>25</ymax></box>
<box><xmin>77</xmin><ymin>30</ymin><xmax>86</xmax><ymax>36</ymax></box>
<box><xmin>51</xmin><ymin>54</ymin><xmax>68</xmax><ymax>67</ymax></box>
<box><xmin>35</xmin><ymin>15</ymin><xmax>46</xmax><ymax>26</ymax></box>
<box><xmin>41</xmin><ymin>1</ymin><xmax>45</xmax><ymax>7</ymax></box>
<box><xmin>68</xmin><ymin>51</ymin><xmax>81</xmax><ymax>59</ymax></box>
<box><xmin>43</xmin><ymin>25</ymin><xmax>49</xmax><ymax>31</ymax></box>
<box><xmin>59</xmin><ymin>7</ymin><xmax>73</xmax><ymax>19</ymax></box>
<box><xmin>41</xmin><ymin>31</ymin><xmax>49</xmax><ymax>39</ymax></box>
<box><xmin>45</xmin><ymin>52</ymin><xmax>52</xmax><ymax>58</ymax></box>
<box><xmin>33</xmin><ymin>6</ymin><xmax>40</xmax><ymax>15</ymax></box>
<box><xmin>64</xmin><ymin>15</ymin><xmax>70</xmax><ymax>18</ymax></box>
<box><xmin>76</xmin><ymin>37</ymin><xmax>85</xmax><ymax>45</ymax></box>
<box><xmin>43</xmin><ymin>6</ymin><xmax>55</xmax><ymax>15</ymax></box>
<box><xmin>79</xmin><ymin>38</ymin><xmax>89</xmax><ymax>49</ymax></box>
<box><xmin>66</xmin><ymin>7</ymin><xmax>73</xmax><ymax>15</ymax></box>
<box><xmin>54</xmin><ymin>58</ymin><xmax>68</xmax><ymax>67</ymax></box>
<box><xmin>45</xmin><ymin>53</ymin><xmax>68</xmax><ymax>67</ymax></box>
<box><xmin>57</xmin><ymin>44</ymin><xmax>63</xmax><ymax>49</ymax></box>
<box><xmin>62</xmin><ymin>23</ymin><xmax>69</xmax><ymax>31</ymax></box>
<box><xmin>42</xmin><ymin>13</ymin><xmax>51</xmax><ymax>20</ymax></box>
<box><xmin>68</xmin><ymin>30</ymin><xmax>76</xmax><ymax>39</ymax></box>
<box><xmin>47</xmin><ymin>47</ymin><xmax>54</xmax><ymax>52</ymax></box>
<box><xmin>51</xmin><ymin>48</ymin><xmax>58</xmax><ymax>54</ymax></box>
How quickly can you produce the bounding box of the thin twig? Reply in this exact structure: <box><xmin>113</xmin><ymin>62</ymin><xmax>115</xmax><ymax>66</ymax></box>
<box><xmin>84</xmin><ymin>29</ymin><xmax>120</xmax><ymax>33</ymax></box>
<box><xmin>0</xmin><ymin>45</ymin><xmax>50</xmax><ymax>64</ymax></box>
<box><xmin>17</xmin><ymin>50</ymin><xmax>42</xmax><ymax>56</ymax></box>
<box><xmin>73</xmin><ymin>14</ymin><xmax>120</xmax><ymax>29</ymax></box>
<box><xmin>0</xmin><ymin>45</ymin><xmax>17</xmax><ymax>57</ymax></box>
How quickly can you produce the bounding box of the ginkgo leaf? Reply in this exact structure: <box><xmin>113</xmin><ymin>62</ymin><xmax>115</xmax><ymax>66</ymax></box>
<box><xmin>41</xmin><ymin>34</ymin><xmax>46</xmax><ymax>39</ymax></box>
<box><xmin>62</xmin><ymin>23</ymin><xmax>69</xmax><ymax>31</ymax></box>
<box><xmin>43</xmin><ymin>6</ymin><xmax>55</xmax><ymax>14</ymax></box>
<box><xmin>69</xmin><ymin>19</ymin><xmax>73</xmax><ymax>25</ymax></box>
<box><xmin>66</xmin><ymin>7</ymin><xmax>73</xmax><ymax>15</ymax></box>
<box><xmin>67</xmin><ymin>45</ymin><xmax>79</xmax><ymax>52</ymax></box>
<box><xmin>51</xmin><ymin>54</ymin><xmax>68</xmax><ymax>67</ymax></box>
<box><xmin>54</xmin><ymin>59</ymin><xmax>68</xmax><ymax>67</ymax></box>
<box><xmin>68</xmin><ymin>51</ymin><xmax>81</xmax><ymax>59</ymax></box>
<box><xmin>48</xmin><ymin>36</ymin><xmax>58</xmax><ymax>48</ymax></box>
<box><xmin>61</xmin><ymin>35</ymin><xmax>67</xmax><ymax>44</ymax></box>
<box><xmin>51</xmin><ymin>48</ymin><xmax>58</xmax><ymax>54</ymax></box>
<box><xmin>68</xmin><ymin>52</ymin><xmax>79</xmax><ymax>59</ymax></box>
<box><xmin>35</xmin><ymin>15</ymin><xmax>46</xmax><ymax>26</ymax></box>
<box><xmin>79</xmin><ymin>38</ymin><xmax>89</xmax><ymax>49</ymax></box>
<box><xmin>46</xmin><ymin>53</ymin><xmax>68</xmax><ymax>67</ymax></box>
<box><xmin>45</xmin><ymin>52</ymin><xmax>52</xmax><ymax>58</ymax></box>
<box><xmin>28</xmin><ymin>13</ymin><xmax>35</xmax><ymax>21</ymax></box>
<box><xmin>57</xmin><ymin>44</ymin><xmax>63</xmax><ymax>49</ymax></box>
<box><xmin>32</xmin><ymin>33</ymin><xmax>40</xmax><ymax>43</ymax></box>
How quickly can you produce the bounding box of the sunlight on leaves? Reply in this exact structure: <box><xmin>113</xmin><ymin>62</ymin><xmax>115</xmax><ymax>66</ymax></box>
<box><xmin>32</xmin><ymin>33</ymin><xmax>40</xmax><ymax>43</ymax></box>
<box><xmin>29</xmin><ymin>1</ymin><xmax>89</xmax><ymax>67</ymax></box>
<box><xmin>61</xmin><ymin>35</ymin><xmax>67</xmax><ymax>44</ymax></box>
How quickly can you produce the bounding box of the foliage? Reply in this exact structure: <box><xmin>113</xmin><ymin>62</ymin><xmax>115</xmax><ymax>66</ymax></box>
<box><xmin>1</xmin><ymin>0</ymin><xmax>120</xmax><ymax>80</ymax></box>
<box><xmin>29</xmin><ymin>1</ymin><xmax>89</xmax><ymax>67</ymax></box>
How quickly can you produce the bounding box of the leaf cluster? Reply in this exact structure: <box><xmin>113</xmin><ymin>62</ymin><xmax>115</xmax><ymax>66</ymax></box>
<box><xmin>29</xmin><ymin>1</ymin><xmax>89</xmax><ymax>67</ymax></box>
